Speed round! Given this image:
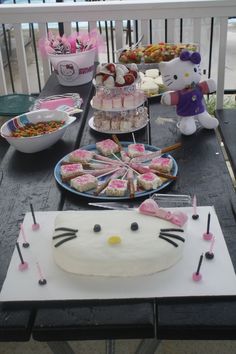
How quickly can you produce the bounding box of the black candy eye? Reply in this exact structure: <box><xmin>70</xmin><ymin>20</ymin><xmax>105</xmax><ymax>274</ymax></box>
<box><xmin>194</xmin><ymin>67</ymin><xmax>197</xmax><ymax>72</ymax></box>
<box><xmin>173</xmin><ymin>75</ymin><xmax>178</xmax><ymax>80</ymax></box>
<box><xmin>93</xmin><ymin>224</ymin><xmax>101</xmax><ymax>232</ymax></box>
<box><xmin>131</xmin><ymin>222</ymin><xmax>139</xmax><ymax>231</ymax></box>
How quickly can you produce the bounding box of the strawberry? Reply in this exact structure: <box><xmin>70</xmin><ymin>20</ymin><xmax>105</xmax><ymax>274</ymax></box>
<box><xmin>115</xmin><ymin>82</ymin><xmax>124</xmax><ymax>87</ymax></box>
<box><xmin>106</xmin><ymin>63</ymin><xmax>116</xmax><ymax>73</ymax></box>
<box><xmin>129</xmin><ymin>69</ymin><xmax>138</xmax><ymax>79</ymax></box>
<box><xmin>102</xmin><ymin>74</ymin><xmax>111</xmax><ymax>82</ymax></box>
<box><xmin>124</xmin><ymin>73</ymin><xmax>135</xmax><ymax>85</ymax></box>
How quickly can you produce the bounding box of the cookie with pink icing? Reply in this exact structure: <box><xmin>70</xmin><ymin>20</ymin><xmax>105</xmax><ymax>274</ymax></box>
<box><xmin>96</xmin><ymin>139</ymin><xmax>120</xmax><ymax>156</ymax></box>
<box><xmin>105</xmin><ymin>179</ymin><xmax>128</xmax><ymax>197</ymax></box>
<box><xmin>128</xmin><ymin>143</ymin><xmax>145</xmax><ymax>158</ymax></box>
<box><xmin>150</xmin><ymin>157</ymin><xmax>173</xmax><ymax>173</ymax></box>
<box><xmin>137</xmin><ymin>172</ymin><xmax>162</xmax><ymax>190</ymax></box>
<box><xmin>68</xmin><ymin>149</ymin><xmax>94</xmax><ymax>163</ymax></box>
<box><xmin>70</xmin><ymin>174</ymin><xmax>97</xmax><ymax>192</ymax></box>
<box><xmin>61</xmin><ymin>163</ymin><xmax>83</xmax><ymax>181</ymax></box>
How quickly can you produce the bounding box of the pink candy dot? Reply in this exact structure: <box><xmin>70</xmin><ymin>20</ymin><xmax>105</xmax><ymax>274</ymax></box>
<box><xmin>18</xmin><ymin>262</ymin><xmax>29</xmax><ymax>271</ymax></box>
<box><xmin>203</xmin><ymin>232</ymin><xmax>213</xmax><ymax>241</ymax></box>
<box><xmin>32</xmin><ymin>223</ymin><xmax>40</xmax><ymax>231</ymax></box>
<box><xmin>192</xmin><ymin>272</ymin><xmax>202</xmax><ymax>282</ymax></box>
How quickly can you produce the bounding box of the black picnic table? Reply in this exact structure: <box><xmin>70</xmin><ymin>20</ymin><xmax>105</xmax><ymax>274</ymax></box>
<box><xmin>0</xmin><ymin>73</ymin><xmax>236</xmax><ymax>352</ymax></box>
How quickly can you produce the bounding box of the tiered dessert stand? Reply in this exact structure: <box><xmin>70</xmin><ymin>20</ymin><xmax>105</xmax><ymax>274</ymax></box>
<box><xmin>89</xmin><ymin>77</ymin><xmax>149</xmax><ymax>134</ymax></box>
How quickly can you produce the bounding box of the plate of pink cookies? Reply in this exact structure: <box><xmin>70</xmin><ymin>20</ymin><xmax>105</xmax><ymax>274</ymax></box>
<box><xmin>54</xmin><ymin>139</ymin><xmax>178</xmax><ymax>200</ymax></box>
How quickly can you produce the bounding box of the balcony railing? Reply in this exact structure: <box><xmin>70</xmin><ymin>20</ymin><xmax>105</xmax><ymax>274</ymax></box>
<box><xmin>0</xmin><ymin>0</ymin><xmax>236</xmax><ymax>109</ymax></box>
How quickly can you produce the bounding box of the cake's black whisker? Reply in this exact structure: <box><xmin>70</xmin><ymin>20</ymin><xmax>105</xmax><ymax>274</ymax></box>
<box><xmin>159</xmin><ymin>232</ymin><xmax>185</xmax><ymax>242</ymax></box>
<box><xmin>159</xmin><ymin>235</ymin><xmax>178</xmax><ymax>247</ymax></box>
<box><xmin>53</xmin><ymin>232</ymin><xmax>77</xmax><ymax>240</ymax></box>
<box><xmin>160</xmin><ymin>228</ymin><xmax>184</xmax><ymax>232</ymax></box>
<box><xmin>55</xmin><ymin>227</ymin><xmax>78</xmax><ymax>233</ymax></box>
<box><xmin>54</xmin><ymin>236</ymin><xmax>77</xmax><ymax>248</ymax></box>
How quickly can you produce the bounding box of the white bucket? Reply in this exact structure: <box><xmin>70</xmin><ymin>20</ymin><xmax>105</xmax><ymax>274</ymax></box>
<box><xmin>48</xmin><ymin>47</ymin><xmax>96</xmax><ymax>86</ymax></box>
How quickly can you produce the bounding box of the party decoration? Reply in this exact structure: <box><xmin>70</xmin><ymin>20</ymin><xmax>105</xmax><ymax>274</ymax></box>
<box><xmin>160</xmin><ymin>51</ymin><xmax>219</xmax><ymax>135</ymax></box>
<box><xmin>38</xmin><ymin>29</ymin><xmax>104</xmax><ymax>56</ymax></box>
<box><xmin>192</xmin><ymin>253</ymin><xmax>204</xmax><ymax>281</ymax></box>
<box><xmin>203</xmin><ymin>212</ymin><xmax>213</xmax><ymax>241</ymax></box>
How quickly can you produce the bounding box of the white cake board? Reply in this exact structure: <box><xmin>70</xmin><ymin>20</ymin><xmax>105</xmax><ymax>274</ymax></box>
<box><xmin>1</xmin><ymin>206</ymin><xmax>236</xmax><ymax>303</ymax></box>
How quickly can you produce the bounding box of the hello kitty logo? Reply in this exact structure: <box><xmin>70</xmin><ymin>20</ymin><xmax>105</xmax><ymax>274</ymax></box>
<box><xmin>58</xmin><ymin>60</ymin><xmax>79</xmax><ymax>82</ymax></box>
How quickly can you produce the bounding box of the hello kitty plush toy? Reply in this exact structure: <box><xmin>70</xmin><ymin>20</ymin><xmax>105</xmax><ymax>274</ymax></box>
<box><xmin>159</xmin><ymin>51</ymin><xmax>219</xmax><ymax>135</ymax></box>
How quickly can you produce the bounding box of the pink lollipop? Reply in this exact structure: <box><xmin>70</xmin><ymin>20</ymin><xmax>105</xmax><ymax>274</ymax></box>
<box><xmin>203</xmin><ymin>212</ymin><xmax>213</xmax><ymax>241</ymax></box>
<box><xmin>192</xmin><ymin>253</ymin><xmax>203</xmax><ymax>282</ymax></box>
<box><xmin>16</xmin><ymin>242</ymin><xmax>28</xmax><ymax>271</ymax></box>
<box><xmin>30</xmin><ymin>203</ymin><xmax>40</xmax><ymax>230</ymax></box>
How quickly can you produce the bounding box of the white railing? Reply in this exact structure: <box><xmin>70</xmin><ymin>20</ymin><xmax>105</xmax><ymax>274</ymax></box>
<box><xmin>0</xmin><ymin>0</ymin><xmax>236</xmax><ymax>109</ymax></box>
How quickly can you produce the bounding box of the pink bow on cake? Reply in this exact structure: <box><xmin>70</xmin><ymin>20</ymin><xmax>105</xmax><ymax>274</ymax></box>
<box><xmin>139</xmin><ymin>198</ymin><xmax>188</xmax><ymax>227</ymax></box>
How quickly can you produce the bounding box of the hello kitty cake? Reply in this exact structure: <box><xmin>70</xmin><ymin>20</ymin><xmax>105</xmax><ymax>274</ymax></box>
<box><xmin>52</xmin><ymin>206</ymin><xmax>188</xmax><ymax>277</ymax></box>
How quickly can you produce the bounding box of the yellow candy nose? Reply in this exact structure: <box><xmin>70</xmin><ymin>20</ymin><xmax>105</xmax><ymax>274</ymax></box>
<box><xmin>108</xmin><ymin>236</ymin><xmax>121</xmax><ymax>245</ymax></box>
<box><xmin>184</xmin><ymin>72</ymin><xmax>189</xmax><ymax>77</ymax></box>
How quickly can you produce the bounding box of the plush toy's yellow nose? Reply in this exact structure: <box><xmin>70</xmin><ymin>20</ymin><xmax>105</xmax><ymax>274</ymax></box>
<box><xmin>184</xmin><ymin>72</ymin><xmax>190</xmax><ymax>77</ymax></box>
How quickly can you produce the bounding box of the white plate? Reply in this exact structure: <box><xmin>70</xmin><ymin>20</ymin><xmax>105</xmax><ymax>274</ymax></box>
<box><xmin>88</xmin><ymin>117</ymin><xmax>149</xmax><ymax>135</ymax></box>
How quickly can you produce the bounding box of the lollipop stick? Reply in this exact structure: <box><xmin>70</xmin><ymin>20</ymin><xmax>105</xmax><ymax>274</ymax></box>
<box><xmin>20</xmin><ymin>223</ymin><xmax>30</xmax><ymax>248</ymax></box>
<box><xmin>132</xmin><ymin>133</ymin><xmax>136</xmax><ymax>144</ymax></box>
<box><xmin>30</xmin><ymin>203</ymin><xmax>37</xmax><ymax>224</ymax></box>
<box><xmin>207</xmin><ymin>212</ymin><xmax>211</xmax><ymax>234</ymax></box>
<box><xmin>30</xmin><ymin>203</ymin><xmax>40</xmax><ymax>230</ymax></box>
<box><xmin>196</xmin><ymin>253</ymin><xmax>203</xmax><ymax>275</ymax></box>
<box><xmin>203</xmin><ymin>212</ymin><xmax>213</xmax><ymax>240</ymax></box>
<box><xmin>16</xmin><ymin>242</ymin><xmax>28</xmax><ymax>271</ymax></box>
<box><xmin>209</xmin><ymin>236</ymin><xmax>215</xmax><ymax>254</ymax></box>
<box><xmin>36</xmin><ymin>262</ymin><xmax>47</xmax><ymax>285</ymax></box>
<box><xmin>16</xmin><ymin>242</ymin><xmax>24</xmax><ymax>264</ymax></box>
<box><xmin>192</xmin><ymin>194</ymin><xmax>199</xmax><ymax>220</ymax></box>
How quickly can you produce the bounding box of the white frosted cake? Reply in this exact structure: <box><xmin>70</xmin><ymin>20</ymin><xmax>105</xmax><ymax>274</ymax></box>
<box><xmin>52</xmin><ymin>210</ymin><xmax>187</xmax><ymax>277</ymax></box>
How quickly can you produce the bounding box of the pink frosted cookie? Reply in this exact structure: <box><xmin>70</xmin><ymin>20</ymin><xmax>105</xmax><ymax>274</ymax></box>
<box><xmin>137</xmin><ymin>172</ymin><xmax>162</xmax><ymax>190</ymax></box>
<box><xmin>61</xmin><ymin>163</ymin><xmax>83</xmax><ymax>180</ymax></box>
<box><xmin>69</xmin><ymin>149</ymin><xmax>94</xmax><ymax>163</ymax></box>
<box><xmin>150</xmin><ymin>157</ymin><xmax>173</xmax><ymax>173</ymax></box>
<box><xmin>128</xmin><ymin>143</ymin><xmax>145</xmax><ymax>158</ymax></box>
<box><xmin>105</xmin><ymin>179</ymin><xmax>128</xmax><ymax>197</ymax></box>
<box><xmin>96</xmin><ymin>139</ymin><xmax>120</xmax><ymax>156</ymax></box>
<box><xmin>70</xmin><ymin>174</ymin><xmax>97</xmax><ymax>192</ymax></box>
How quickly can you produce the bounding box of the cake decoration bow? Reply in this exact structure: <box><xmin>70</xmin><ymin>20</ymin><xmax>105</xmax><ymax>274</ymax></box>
<box><xmin>138</xmin><ymin>198</ymin><xmax>188</xmax><ymax>227</ymax></box>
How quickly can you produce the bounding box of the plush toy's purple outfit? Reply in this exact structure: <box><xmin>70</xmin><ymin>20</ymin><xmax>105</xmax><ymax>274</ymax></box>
<box><xmin>170</xmin><ymin>81</ymin><xmax>210</xmax><ymax>117</ymax></box>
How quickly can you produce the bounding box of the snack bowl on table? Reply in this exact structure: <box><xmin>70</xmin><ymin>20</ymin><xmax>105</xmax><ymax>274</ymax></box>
<box><xmin>0</xmin><ymin>109</ymin><xmax>76</xmax><ymax>153</ymax></box>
